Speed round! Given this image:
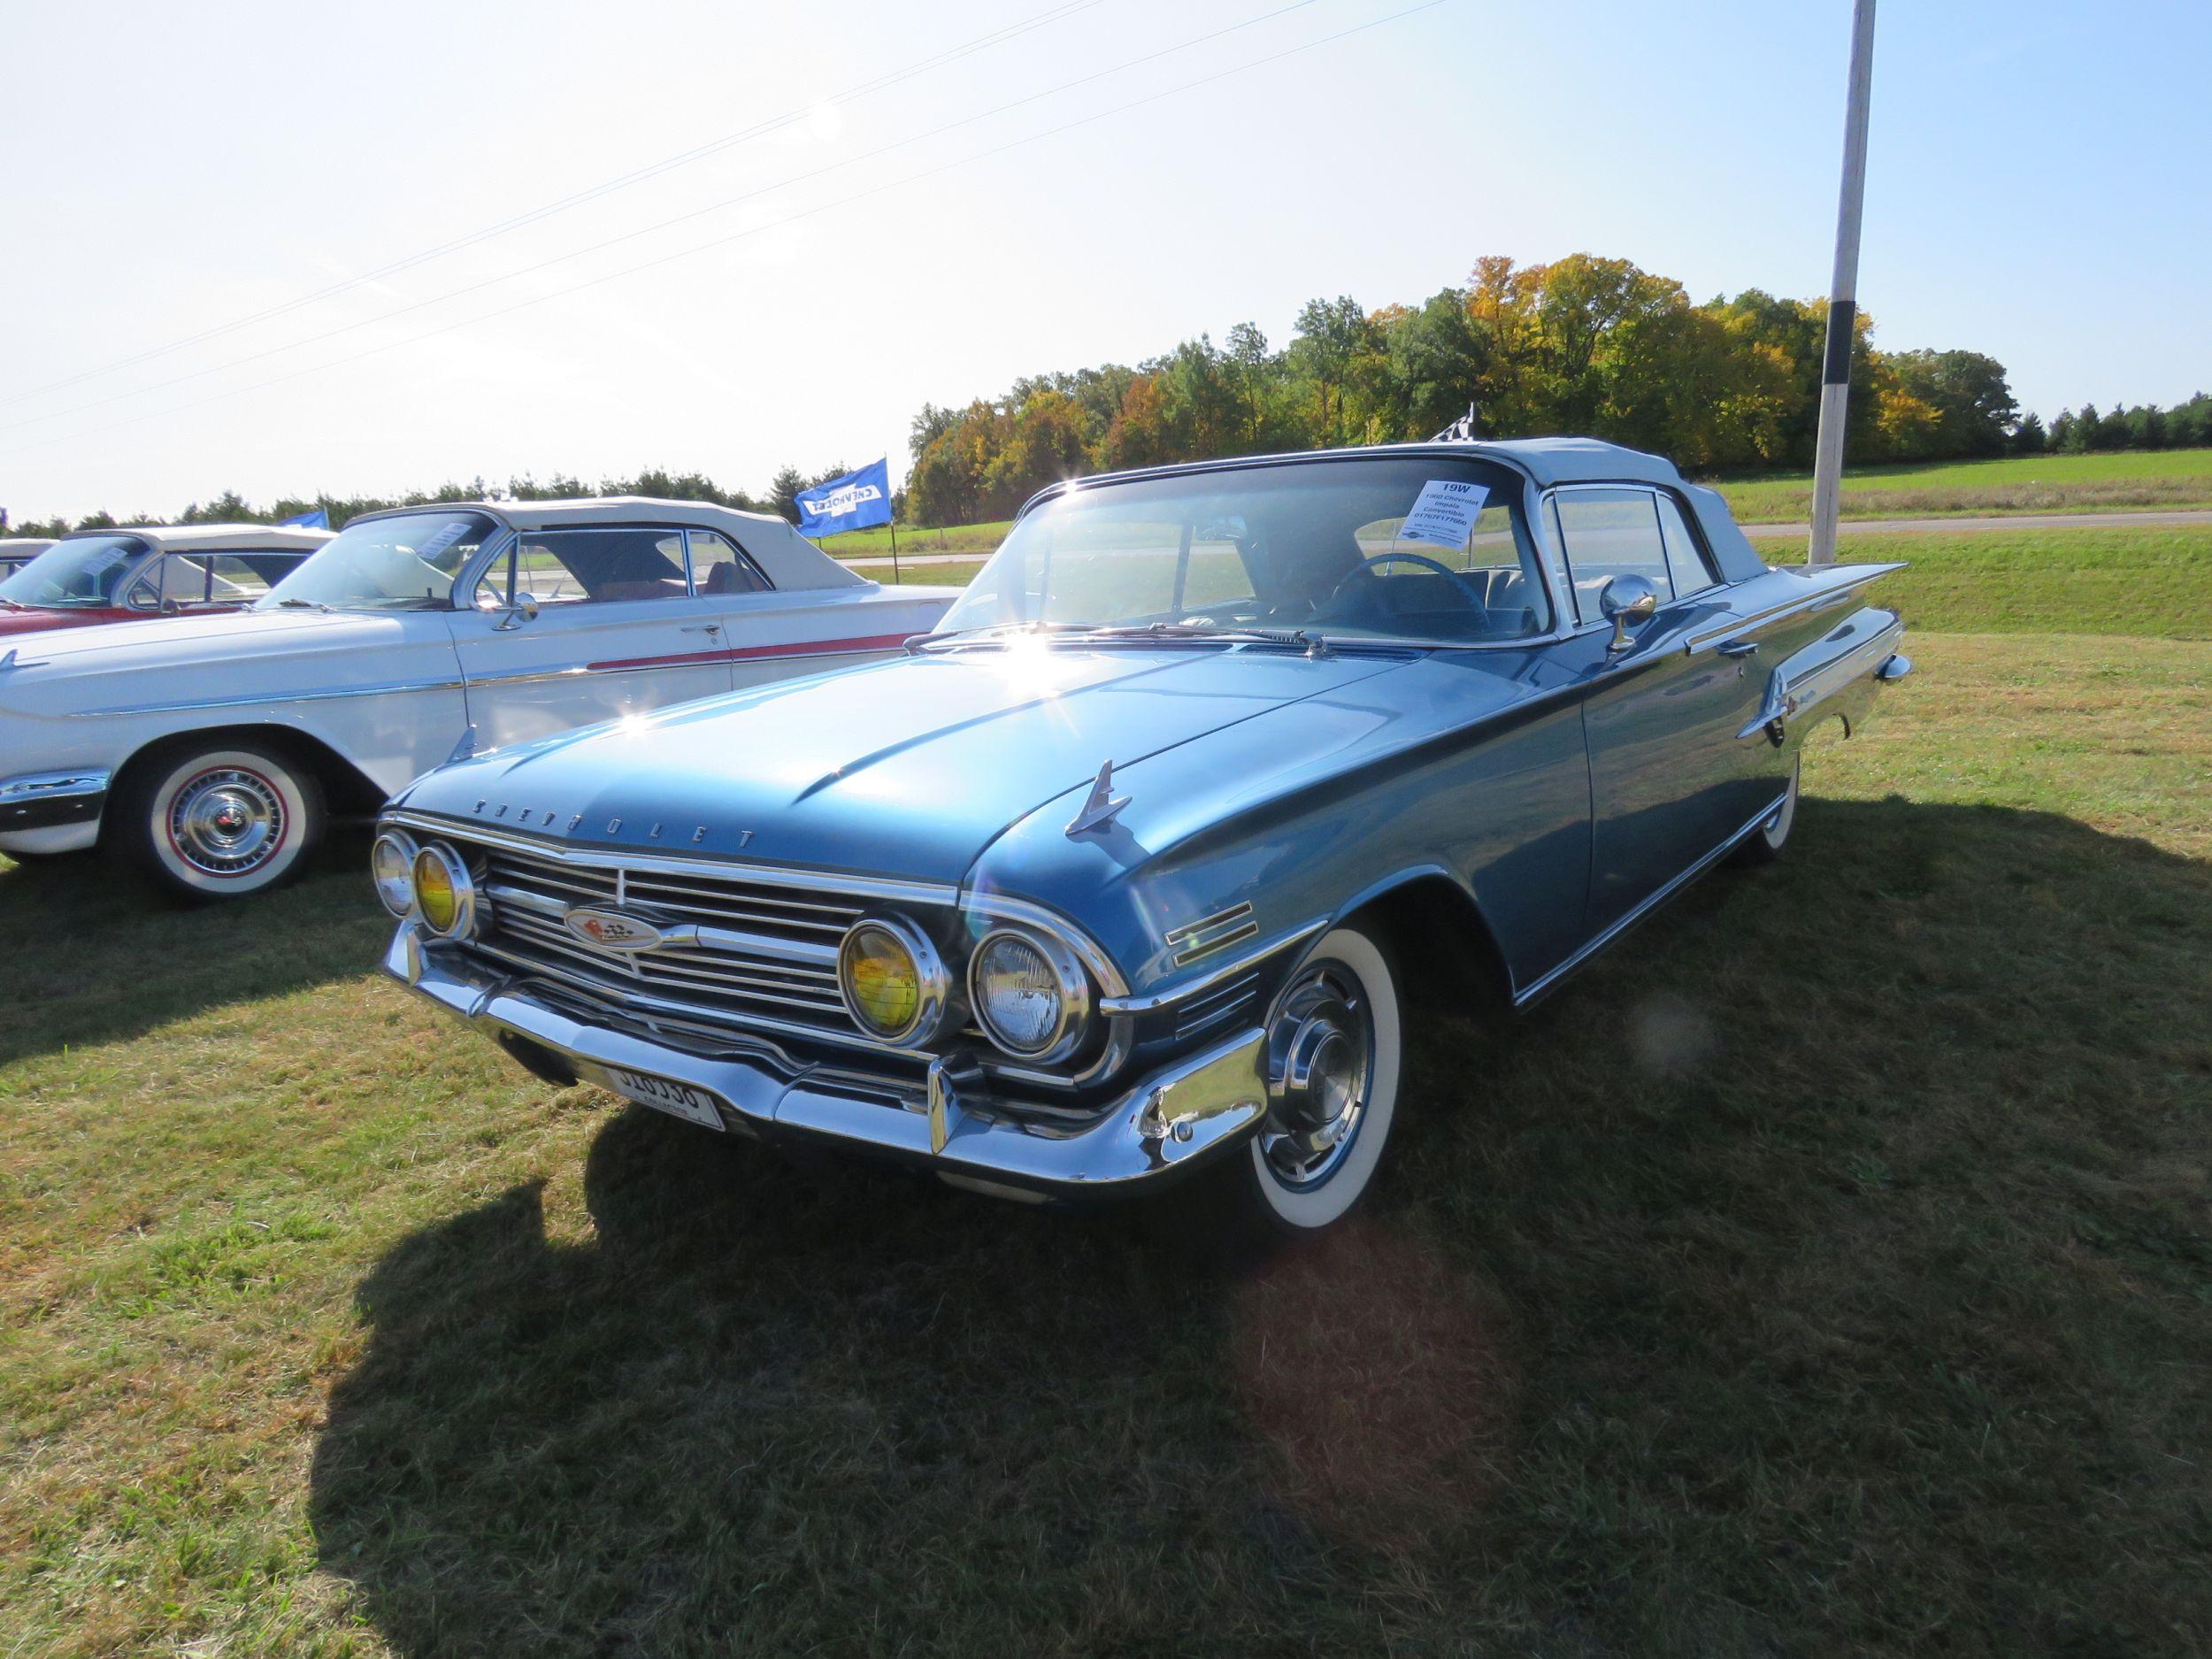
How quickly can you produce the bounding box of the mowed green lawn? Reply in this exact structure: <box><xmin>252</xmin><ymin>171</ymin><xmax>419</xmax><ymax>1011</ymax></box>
<box><xmin>1714</xmin><ymin>446</ymin><xmax>2212</xmax><ymax>523</ymax></box>
<box><xmin>2</xmin><ymin>526</ymin><xmax>2208</xmax><ymax>1655</ymax></box>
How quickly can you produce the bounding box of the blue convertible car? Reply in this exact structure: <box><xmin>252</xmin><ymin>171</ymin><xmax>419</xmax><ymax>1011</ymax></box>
<box><xmin>375</xmin><ymin>439</ymin><xmax>1909</xmax><ymax>1236</ymax></box>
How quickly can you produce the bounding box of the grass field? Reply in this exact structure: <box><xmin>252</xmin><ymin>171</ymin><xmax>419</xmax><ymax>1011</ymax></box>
<box><xmin>2</xmin><ymin>526</ymin><xmax>2208</xmax><ymax>1655</ymax></box>
<box><xmin>1715</xmin><ymin>447</ymin><xmax>2212</xmax><ymax>524</ymax></box>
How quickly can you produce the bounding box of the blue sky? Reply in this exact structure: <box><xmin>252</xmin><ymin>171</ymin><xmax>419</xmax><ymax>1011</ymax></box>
<box><xmin>3</xmin><ymin>0</ymin><xmax>2207</xmax><ymax>519</ymax></box>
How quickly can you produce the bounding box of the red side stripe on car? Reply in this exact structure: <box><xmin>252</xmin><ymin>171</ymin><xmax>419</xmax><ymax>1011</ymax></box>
<box><xmin>585</xmin><ymin>632</ymin><xmax>918</xmax><ymax>673</ymax></box>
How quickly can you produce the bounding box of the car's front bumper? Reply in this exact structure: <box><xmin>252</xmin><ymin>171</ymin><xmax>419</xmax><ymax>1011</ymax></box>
<box><xmin>0</xmin><ymin>769</ymin><xmax>109</xmax><ymax>853</ymax></box>
<box><xmin>382</xmin><ymin>926</ymin><xmax>1271</xmax><ymax>1202</ymax></box>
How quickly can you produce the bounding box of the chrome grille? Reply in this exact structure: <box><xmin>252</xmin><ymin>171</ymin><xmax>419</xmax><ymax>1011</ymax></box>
<box><xmin>464</xmin><ymin>840</ymin><xmax>869</xmax><ymax>1039</ymax></box>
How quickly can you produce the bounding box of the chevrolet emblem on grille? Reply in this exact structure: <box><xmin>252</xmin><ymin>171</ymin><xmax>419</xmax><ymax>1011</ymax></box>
<box><xmin>564</xmin><ymin>907</ymin><xmax>667</xmax><ymax>951</ymax></box>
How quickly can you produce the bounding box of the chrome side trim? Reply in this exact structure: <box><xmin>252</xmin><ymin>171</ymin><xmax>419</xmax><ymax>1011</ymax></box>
<box><xmin>388</xmin><ymin>810</ymin><xmax>962</xmax><ymax>910</ymax></box>
<box><xmin>1100</xmin><ymin>917</ymin><xmax>1329</xmax><ymax>1016</ymax></box>
<box><xmin>72</xmin><ymin>675</ymin><xmax>470</xmax><ymax>718</ymax></box>
<box><xmin>1512</xmin><ymin>788</ymin><xmax>1792</xmax><ymax>1008</ymax></box>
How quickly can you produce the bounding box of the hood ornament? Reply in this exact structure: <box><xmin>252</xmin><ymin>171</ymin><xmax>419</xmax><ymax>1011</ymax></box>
<box><xmin>1064</xmin><ymin>759</ymin><xmax>1130</xmax><ymax>838</ymax></box>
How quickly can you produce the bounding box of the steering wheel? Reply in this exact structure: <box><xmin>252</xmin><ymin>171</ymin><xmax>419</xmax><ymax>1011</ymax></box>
<box><xmin>1324</xmin><ymin>551</ymin><xmax>1492</xmax><ymax>611</ymax></box>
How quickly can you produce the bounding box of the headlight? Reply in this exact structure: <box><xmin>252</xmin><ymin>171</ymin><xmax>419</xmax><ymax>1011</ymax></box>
<box><xmin>836</xmin><ymin>915</ymin><xmax>949</xmax><ymax>1045</ymax></box>
<box><xmin>969</xmin><ymin>927</ymin><xmax>1091</xmax><ymax>1063</ymax></box>
<box><xmin>411</xmin><ymin>842</ymin><xmax>476</xmax><ymax>938</ymax></box>
<box><xmin>371</xmin><ymin>830</ymin><xmax>419</xmax><ymax>918</ymax></box>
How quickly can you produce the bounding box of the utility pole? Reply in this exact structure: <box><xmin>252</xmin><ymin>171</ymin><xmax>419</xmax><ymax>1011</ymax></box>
<box><xmin>1808</xmin><ymin>0</ymin><xmax>1878</xmax><ymax>566</ymax></box>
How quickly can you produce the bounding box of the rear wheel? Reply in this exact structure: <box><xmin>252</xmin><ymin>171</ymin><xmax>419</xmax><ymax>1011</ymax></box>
<box><xmin>1182</xmin><ymin>925</ymin><xmax>1403</xmax><ymax>1247</ymax></box>
<box><xmin>117</xmin><ymin>742</ymin><xmax>325</xmax><ymax>901</ymax></box>
<box><xmin>1731</xmin><ymin>758</ymin><xmax>1800</xmax><ymax>868</ymax></box>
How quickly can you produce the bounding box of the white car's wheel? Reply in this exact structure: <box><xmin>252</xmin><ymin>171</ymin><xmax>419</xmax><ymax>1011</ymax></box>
<box><xmin>1233</xmin><ymin>925</ymin><xmax>1403</xmax><ymax>1237</ymax></box>
<box><xmin>119</xmin><ymin>743</ymin><xmax>325</xmax><ymax>901</ymax></box>
<box><xmin>1731</xmin><ymin>757</ymin><xmax>1800</xmax><ymax>867</ymax></box>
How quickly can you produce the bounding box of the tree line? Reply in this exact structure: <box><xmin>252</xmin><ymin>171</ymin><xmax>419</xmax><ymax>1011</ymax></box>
<box><xmin>2</xmin><ymin>463</ymin><xmax>856</xmax><ymax>543</ymax></box>
<box><xmin>6</xmin><ymin>249</ymin><xmax>2207</xmax><ymax>539</ymax></box>
<box><xmin>902</xmin><ymin>253</ymin><xmax>2211</xmax><ymax>526</ymax></box>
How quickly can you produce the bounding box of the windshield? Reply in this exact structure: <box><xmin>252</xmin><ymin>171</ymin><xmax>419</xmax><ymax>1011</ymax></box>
<box><xmin>934</xmin><ymin>456</ymin><xmax>1552</xmax><ymax>647</ymax></box>
<box><xmin>0</xmin><ymin>535</ymin><xmax>152</xmax><ymax>609</ymax></box>
<box><xmin>257</xmin><ymin>511</ymin><xmax>495</xmax><ymax>612</ymax></box>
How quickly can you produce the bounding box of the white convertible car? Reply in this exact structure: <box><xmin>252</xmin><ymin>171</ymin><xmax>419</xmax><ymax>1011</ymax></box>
<box><xmin>0</xmin><ymin>497</ymin><xmax>955</xmax><ymax>899</ymax></box>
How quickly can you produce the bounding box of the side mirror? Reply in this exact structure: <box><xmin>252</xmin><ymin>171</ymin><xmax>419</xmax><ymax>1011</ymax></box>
<box><xmin>1598</xmin><ymin>573</ymin><xmax>1660</xmax><ymax>653</ymax></box>
<box><xmin>495</xmin><ymin>595</ymin><xmax>540</xmax><ymax>631</ymax></box>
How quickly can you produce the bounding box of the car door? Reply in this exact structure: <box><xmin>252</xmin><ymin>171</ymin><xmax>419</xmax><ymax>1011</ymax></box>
<box><xmin>1553</xmin><ymin>485</ymin><xmax>1773</xmax><ymax>933</ymax></box>
<box><xmin>449</xmin><ymin>525</ymin><xmax>734</xmax><ymax>751</ymax></box>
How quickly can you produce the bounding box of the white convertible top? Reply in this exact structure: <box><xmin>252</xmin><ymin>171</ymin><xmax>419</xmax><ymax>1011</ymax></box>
<box><xmin>58</xmin><ymin>523</ymin><xmax>336</xmax><ymax>554</ymax></box>
<box><xmin>403</xmin><ymin>496</ymin><xmax>868</xmax><ymax>593</ymax></box>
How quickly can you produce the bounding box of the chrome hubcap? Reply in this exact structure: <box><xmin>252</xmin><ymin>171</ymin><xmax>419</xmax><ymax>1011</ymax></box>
<box><xmin>1260</xmin><ymin>965</ymin><xmax>1372</xmax><ymax>1188</ymax></box>
<box><xmin>169</xmin><ymin>768</ymin><xmax>284</xmax><ymax>876</ymax></box>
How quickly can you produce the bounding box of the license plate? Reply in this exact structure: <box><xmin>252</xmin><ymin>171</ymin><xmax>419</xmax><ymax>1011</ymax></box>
<box><xmin>604</xmin><ymin>1065</ymin><xmax>724</xmax><ymax>1130</ymax></box>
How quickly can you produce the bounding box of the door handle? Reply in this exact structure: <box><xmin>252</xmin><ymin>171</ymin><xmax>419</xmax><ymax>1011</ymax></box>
<box><xmin>679</xmin><ymin>623</ymin><xmax>722</xmax><ymax>634</ymax></box>
<box><xmin>1717</xmin><ymin>639</ymin><xmax>1759</xmax><ymax>657</ymax></box>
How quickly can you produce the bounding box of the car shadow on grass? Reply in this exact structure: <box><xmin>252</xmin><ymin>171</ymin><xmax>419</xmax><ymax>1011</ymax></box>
<box><xmin>0</xmin><ymin>842</ymin><xmax>382</xmax><ymax>1064</ymax></box>
<box><xmin>309</xmin><ymin>801</ymin><xmax>2212</xmax><ymax>1657</ymax></box>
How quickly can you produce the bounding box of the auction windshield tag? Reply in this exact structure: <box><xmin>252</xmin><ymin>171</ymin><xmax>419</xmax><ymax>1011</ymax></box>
<box><xmin>1394</xmin><ymin>480</ymin><xmax>1489</xmax><ymax>551</ymax></box>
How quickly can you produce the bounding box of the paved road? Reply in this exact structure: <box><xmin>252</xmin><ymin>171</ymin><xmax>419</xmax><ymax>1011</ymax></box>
<box><xmin>838</xmin><ymin>508</ymin><xmax>2212</xmax><ymax>569</ymax></box>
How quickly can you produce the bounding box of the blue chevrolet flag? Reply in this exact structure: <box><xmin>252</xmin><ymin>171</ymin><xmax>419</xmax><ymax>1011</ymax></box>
<box><xmin>278</xmin><ymin>509</ymin><xmax>329</xmax><ymax>529</ymax></box>
<box><xmin>795</xmin><ymin>459</ymin><xmax>893</xmax><ymax>537</ymax></box>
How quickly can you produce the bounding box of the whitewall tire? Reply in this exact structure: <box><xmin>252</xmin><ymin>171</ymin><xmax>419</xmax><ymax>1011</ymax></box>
<box><xmin>1235</xmin><ymin>925</ymin><xmax>1403</xmax><ymax>1236</ymax></box>
<box><xmin>119</xmin><ymin>743</ymin><xmax>325</xmax><ymax>901</ymax></box>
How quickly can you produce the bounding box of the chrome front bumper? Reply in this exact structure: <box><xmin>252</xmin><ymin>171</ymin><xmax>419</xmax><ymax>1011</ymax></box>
<box><xmin>383</xmin><ymin>926</ymin><xmax>1270</xmax><ymax>1202</ymax></box>
<box><xmin>0</xmin><ymin>768</ymin><xmax>110</xmax><ymax>833</ymax></box>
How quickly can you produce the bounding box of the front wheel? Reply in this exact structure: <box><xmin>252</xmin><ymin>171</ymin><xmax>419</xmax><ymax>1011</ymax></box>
<box><xmin>1213</xmin><ymin>925</ymin><xmax>1404</xmax><ymax>1241</ymax></box>
<box><xmin>117</xmin><ymin>742</ymin><xmax>326</xmax><ymax>901</ymax></box>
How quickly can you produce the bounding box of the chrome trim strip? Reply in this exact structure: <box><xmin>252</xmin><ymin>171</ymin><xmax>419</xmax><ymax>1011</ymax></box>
<box><xmin>72</xmin><ymin>676</ymin><xmax>469</xmax><ymax>718</ymax></box>
<box><xmin>1100</xmin><ymin>917</ymin><xmax>1329</xmax><ymax>1016</ymax></box>
<box><xmin>389</xmin><ymin>811</ymin><xmax>962</xmax><ymax>909</ymax></box>
<box><xmin>1164</xmin><ymin>902</ymin><xmax>1259</xmax><ymax>964</ymax></box>
<box><xmin>1513</xmin><ymin>788</ymin><xmax>1791</xmax><ymax>1008</ymax></box>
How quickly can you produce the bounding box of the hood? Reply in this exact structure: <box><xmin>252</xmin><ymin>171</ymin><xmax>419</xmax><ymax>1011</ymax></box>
<box><xmin>399</xmin><ymin>643</ymin><xmax>1409</xmax><ymax>881</ymax></box>
<box><xmin>0</xmin><ymin>608</ymin><xmax>432</xmax><ymax>718</ymax></box>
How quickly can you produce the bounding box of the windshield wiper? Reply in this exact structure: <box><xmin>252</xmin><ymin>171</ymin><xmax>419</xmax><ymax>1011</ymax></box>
<box><xmin>272</xmin><ymin>597</ymin><xmax>334</xmax><ymax>612</ymax></box>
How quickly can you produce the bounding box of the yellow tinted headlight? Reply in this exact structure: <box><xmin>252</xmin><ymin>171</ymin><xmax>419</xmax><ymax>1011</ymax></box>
<box><xmin>838</xmin><ymin>918</ymin><xmax>947</xmax><ymax>1043</ymax></box>
<box><xmin>413</xmin><ymin>846</ymin><xmax>462</xmax><ymax>934</ymax></box>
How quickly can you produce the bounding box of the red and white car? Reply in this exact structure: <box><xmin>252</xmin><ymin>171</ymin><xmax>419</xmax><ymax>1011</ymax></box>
<box><xmin>0</xmin><ymin>523</ymin><xmax>333</xmax><ymax>641</ymax></box>
<box><xmin>0</xmin><ymin>497</ymin><xmax>956</xmax><ymax>899</ymax></box>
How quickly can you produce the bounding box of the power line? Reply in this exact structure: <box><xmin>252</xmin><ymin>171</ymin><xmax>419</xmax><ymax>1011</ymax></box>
<box><xmin>4</xmin><ymin>0</ymin><xmax>1450</xmax><ymax>463</ymax></box>
<box><xmin>5</xmin><ymin>0</ymin><xmax>1326</xmax><ymax>434</ymax></box>
<box><xmin>0</xmin><ymin>0</ymin><xmax>1109</xmax><ymax>409</ymax></box>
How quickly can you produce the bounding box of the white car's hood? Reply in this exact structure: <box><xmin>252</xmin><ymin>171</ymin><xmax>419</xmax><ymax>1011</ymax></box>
<box><xmin>0</xmin><ymin>608</ymin><xmax>443</xmax><ymax>719</ymax></box>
